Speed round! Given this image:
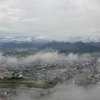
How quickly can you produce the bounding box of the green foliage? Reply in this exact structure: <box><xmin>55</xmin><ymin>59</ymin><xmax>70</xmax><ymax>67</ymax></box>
<box><xmin>4</xmin><ymin>50</ymin><xmax>39</xmax><ymax>56</ymax></box>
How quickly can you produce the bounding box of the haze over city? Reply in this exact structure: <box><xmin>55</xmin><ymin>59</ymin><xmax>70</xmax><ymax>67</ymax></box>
<box><xmin>1</xmin><ymin>0</ymin><xmax>100</xmax><ymax>100</ymax></box>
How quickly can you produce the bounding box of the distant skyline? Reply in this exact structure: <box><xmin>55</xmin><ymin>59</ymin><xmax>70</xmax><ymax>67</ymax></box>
<box><xmin>0</xmin><ymin>0</ymin><xmax>100</xmax><ymax>42</ymax></box>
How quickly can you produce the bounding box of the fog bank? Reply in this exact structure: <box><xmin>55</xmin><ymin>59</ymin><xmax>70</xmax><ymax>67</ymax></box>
<box><xmin>0</xmin><ymin>51</ymin><xmax>92</xmax><ymax>65</ymax></box>
<box><xmin>11</xmin><ymin>84</ymin><xmax>100</xmax><ymax>100</ymax></box>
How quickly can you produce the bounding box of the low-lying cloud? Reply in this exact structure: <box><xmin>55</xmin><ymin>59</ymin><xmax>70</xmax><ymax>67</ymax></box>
<box><xmin>0</xmin><ymin>50</ymin><xmax>92</xmax><ymax>65</ymax></box>
<box><xmin>8</xmin><ymin>84</ymin><xmax>100</xmax><ymax>100</ymax></box>
<box><xmin>0</xmin><ymin>51</ymin><xmax>100</xmax><ymax>100</ymax></box>
<box><xmin>46</xmin><ymin>84</ymin><xmax>100</xmax><ymax>100</ymax></box>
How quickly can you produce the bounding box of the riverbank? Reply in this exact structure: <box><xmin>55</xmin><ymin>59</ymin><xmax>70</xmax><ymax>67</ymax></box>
<box><xmin>0</xmin><ymin>79</ymin><xmax>53</xmax><ymax>89</ymax></box>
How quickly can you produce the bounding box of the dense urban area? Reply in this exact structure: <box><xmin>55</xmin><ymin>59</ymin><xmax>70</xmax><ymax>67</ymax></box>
<box><xmin>0</xmin><ymin>48</ymin><xmax>100</xmax><ymax>100</ymax></box>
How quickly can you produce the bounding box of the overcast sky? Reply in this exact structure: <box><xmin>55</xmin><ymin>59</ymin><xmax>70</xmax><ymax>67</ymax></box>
<box><xmin>0</xmin><ymin>0</ymin><xmax>100</xmax><ymax>41</ymax></box>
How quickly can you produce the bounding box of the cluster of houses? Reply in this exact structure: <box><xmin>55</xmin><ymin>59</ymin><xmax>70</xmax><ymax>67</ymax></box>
<box><xmin>0</xmin><ymin>71</ymin><xmax>13</xmax><ymax>79</ymax></box>
<box><xmin>0</xmin><ymin>55</ymin><xmax>100</xmax><ymax>87</ymax></box>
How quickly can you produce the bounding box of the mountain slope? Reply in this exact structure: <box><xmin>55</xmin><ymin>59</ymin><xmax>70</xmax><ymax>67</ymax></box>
<box><xmin>68</xmin><ymin>41</ymin><xmax>100</xmax><ymax>52</ymax></box>
<box><xmin>40</xmin><ymin>41</ymin><xmax>100</xmax><ymax>53</ymax></box>
<box><xmin>0</xmin><ymin>42</ymin><xmax>40</xmax><ymax>49</ymax></box>
<box><xmin>40</xmin><ymin>42</ymin><xmax>72</xmax><ymax>50</ymax></box>
<box><xmin>88</xmin><ymin>42</ymin><xmax>100</xmax><ymax>48</ymax></box>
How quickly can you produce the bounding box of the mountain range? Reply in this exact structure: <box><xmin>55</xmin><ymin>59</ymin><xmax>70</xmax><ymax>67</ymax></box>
<box><xmin>0</xmin><ymin>42</ymin><xmax>40</xmax><ymax>49</ymax></box>
<box><xmin>40</xmin><ymin>41</ymin><xmax>100</xmax><ymax>53</ymax></box>
<box><xmin>1</xmin><ymin>41</ymin><xmax>100</xmax><ymax>53</ymax></box>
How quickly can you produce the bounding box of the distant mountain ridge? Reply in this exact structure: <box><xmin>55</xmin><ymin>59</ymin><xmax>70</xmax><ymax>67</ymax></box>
<box><xmin>0</xmin><ymin>42</ymin><xmax>40</xmax><ymax>49</ymax></box>
<box><xmin>1</xmin><ymin>41</ymin><xmax>100</xmax><ymax>53</ymax></box>
<box><xmin>88</xmin><ymin>42</ymin><xmax>100</xmax><ymax>48</ymax></box>
<box><xmin>0</xmin><ymin>36</ymin><xmax>49</xmax><ymax>43</ymax></box>
<box><xmin>40</xmin><ymin>41</ymin><xmax>100</xmax><ymax>53</ymax></box>
<box><xmin>40</xmin><ymin>41</ymin><xmax>72</xmax><ymax>50</ymax></box>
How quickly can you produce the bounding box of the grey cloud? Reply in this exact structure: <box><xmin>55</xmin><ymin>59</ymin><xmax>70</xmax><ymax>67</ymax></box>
<box><xmin>0</xmin><ymin>50</ymin><xmax>92</xmax><ymax>65</ymax></box>
<box><xmin>6</xmin><ymin>84</ymin><xmax>100</xmax><ymax>100</ymax></box>
<box><xmin>0</xmin><ymin>0</ymin><xmax>100</xmax><ymax>41</ymax></box>
<box><xmin>45</xmin><ymin>84</ymin><xmax>100</xmax><ymax>100</ymax></box>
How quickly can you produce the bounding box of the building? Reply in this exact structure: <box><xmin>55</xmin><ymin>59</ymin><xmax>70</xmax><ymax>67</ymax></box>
<box><xmin>0</xmin><ymin>71</ymin><xmax>13</xmax><ymax>79</ymax></box>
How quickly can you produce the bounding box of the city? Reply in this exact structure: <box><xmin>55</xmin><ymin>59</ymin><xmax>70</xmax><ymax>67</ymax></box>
<box><xmin>0</xmin><ymin>50</ymin><xmax>100</xmax><ymax>99</ymax></box>
<box><xmin>0</xmin><ymin>0</ymin><xmax>100</xmax><ymax>99</ymax></box>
